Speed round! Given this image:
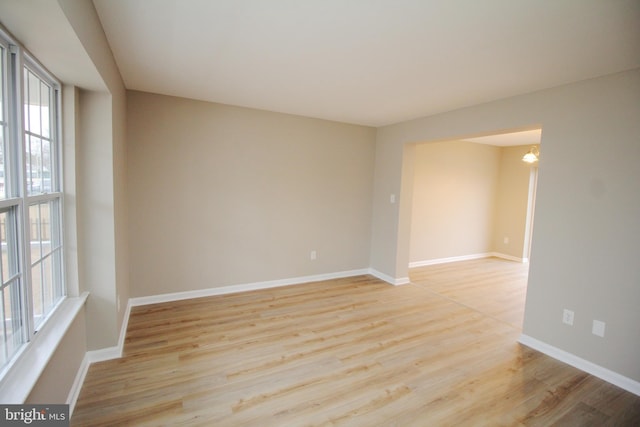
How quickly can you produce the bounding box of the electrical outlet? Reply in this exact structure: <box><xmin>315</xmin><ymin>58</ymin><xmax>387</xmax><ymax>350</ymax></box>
<box><xmin>562</xmin><ymin>309</ymin><xmax>574</xmax><ymax>326</ymax></box>
<box><xmin>592</xmin><ymin>320</ymin><xmax>606</xmax><ymax>337</ymax></box>
<box><xmin>310</xmin><ymin>250</ymin><xmax>317</xmax><ymax>260</ymax></box>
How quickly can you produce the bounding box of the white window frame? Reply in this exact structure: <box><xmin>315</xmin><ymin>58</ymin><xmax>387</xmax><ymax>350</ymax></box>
<box><xmin>22</xmin><ymin>56</ymin><xmax>66</xmax><ymax>333</ymax></box>
<box><xmin>0</xmin><ymin>26</ymin><xmax>67</xmax><ymax>383</ymax></box>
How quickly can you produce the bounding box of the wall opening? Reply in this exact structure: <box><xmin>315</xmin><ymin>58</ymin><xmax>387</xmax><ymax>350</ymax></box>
<box><xmin>405</xmin><ymin>128</ymin><xmax>542</xmax><ymax>329</ymax></box>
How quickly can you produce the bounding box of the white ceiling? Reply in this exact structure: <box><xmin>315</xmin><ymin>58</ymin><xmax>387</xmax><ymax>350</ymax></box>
<box><xmin>93</xmin><ymin>0</ymin><xmax>640</xmax><ymax>127</ymax></box>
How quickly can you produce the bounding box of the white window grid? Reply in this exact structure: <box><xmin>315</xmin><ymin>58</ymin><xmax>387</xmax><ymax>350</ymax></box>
<box><xmin>0</xmin><ymin>29</ymin><xmax>65</xmax><ymax>374</ymax></box>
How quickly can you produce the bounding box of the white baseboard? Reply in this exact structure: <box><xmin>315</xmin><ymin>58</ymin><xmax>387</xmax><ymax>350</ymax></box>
<box><xmin>67</xmin><ymin>353</ymin><xmax>90</xmax><ymax>416</ymax></box>
<box><xmin>491</xmin><ymin>252</ymin><xmax>527</xmax><ymax>263</ymax></box>
<box><xmin>409</xmin><ymin>253</ymin><xmax>492</xmax><ymax>268</ymax></box>
<box><xmin>409</xmin><ymin>252</ymin><xmax>527</xmax><ymax>268</ymax></box>
<box><xmin>368</xmin><ymin>269</ymin><xmax>410</xmax><ymax>285</ymax></box>
<box><xmin>129</xmin><ymin>268</ymin><xmax>371</xmax><ymax>307</ymax></box>
<box><xmin>518</xmin><ymin>334</ymin><xmax>640</xmax><ymax>397</ymax></box>
<box><xmin>67</xmin><ymin>302</ymin><xmax>132</xmax><ymax>416</ymax></box>
<box><xmin>86</xmin><ymin>346</ymin><xmax>121</xmax><ymax>364</ymax></box>
<box><xmin>117</xmin><ymin>300</ymin><xmax>132</xmax><ymax>355</ymax></box>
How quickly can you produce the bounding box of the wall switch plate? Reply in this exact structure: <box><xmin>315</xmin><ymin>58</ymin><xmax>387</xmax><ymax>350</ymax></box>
<box><xmin>390</xmin><ymin>194</ymin><xmax>396</xmax><ymax>204</ymax></box>
<box><xmin>592</xmin><ymin>320</ymin><xmax>606</xmax><ymax>337</ymax></box>
<box><xmin>562</xmin><ymin>309</ymin><xmax>574</xmax><ymax>326</ymax></box>
<box><xmin>310</xmin><ymin>250</ymin><xmax>317</xmax><ymax>260</ymax></box>
<box><xmin>503</xmin><ymin>236</ymin><xmax>509</xmax><ymax>244</ymax></box>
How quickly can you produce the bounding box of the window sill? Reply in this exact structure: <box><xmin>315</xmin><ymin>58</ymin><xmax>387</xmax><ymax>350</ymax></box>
<box><xmin>0</xmin><ymin>292</ymin><xmax>89</xmax><ymax>403</ymax></box>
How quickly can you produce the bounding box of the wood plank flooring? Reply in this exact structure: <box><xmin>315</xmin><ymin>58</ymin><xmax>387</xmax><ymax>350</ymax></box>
<box><xmin>410</xmin><ymin>257</ymin><xmax>529</xmax><ymax>329</ymax></box>
<box><xmin>72</xmin><ymin>258</ymin><xmax>640</xmax><ymax>426</ymax></box>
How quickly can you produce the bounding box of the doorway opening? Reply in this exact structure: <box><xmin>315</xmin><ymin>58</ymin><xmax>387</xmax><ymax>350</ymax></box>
<box><xmin>406</xmin><ymin>128</ymin><xmax>541</xmax><ymax>330</ymax></box>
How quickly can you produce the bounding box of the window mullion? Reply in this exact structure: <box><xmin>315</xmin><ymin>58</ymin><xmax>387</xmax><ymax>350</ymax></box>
<box><xmin>7</xmin><ymin>45</ymin><xmax>20</xmax><ymax>200</ymax></box>
<box><xmin>12</xmin><ymin>48</ymin><xmax>34</xmax><ymax>342</ymax></box>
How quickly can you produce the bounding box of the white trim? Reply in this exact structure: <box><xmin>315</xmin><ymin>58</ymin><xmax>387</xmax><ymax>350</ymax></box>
<box><xmin>67</xmin><ymin>345</ymin><xmax>120</xmax><ymax>412</ymax></box>
<box><xmin>83</xmin><ymin>298</ymin><xmax>132</xmax><ymax>365</ymax></box>
<box><xmin>67</xmin><ymin>353</ymin><xmax>89</xmax><ymax>416</ymax></box>
<box><xmin>519</xmin><ymin>334</ymin><xmax>640</xmax><ymax>397</ymax></box>
<box><xmin>130</xmin><ymin>269</ymin><xmax>371</xmax><ymax>307</ymax></box>
<box><xmin>368</xmin><ymin>269</ymin><xmax>410</xmax><ymax>286</ymax></box>
<box><xmin>409</xmin><ymin>252</ymin><xmax>527</xmax><ymax>268</ymax></box>
<box><xmin>86</xmin><ymin>346</ymin><xmax>121</xmax><ymax>364</ymax></box>
<box><xmin>0</xmin><ymin>292</ymin><xmax>89</xmax><ymax>403</ymax></box>
<box><xmin>129</xmin><ymin>269</ymin><xmax>369</xmax><ymax>310</ymax></box>
<box><xmin>491</xmin><ymin>252</ymin><xmax>527</xmax><ymax>263</ymax></box>
<box><xmin>368</xmin><ymin>268</ymin><xmax>396</xmax><ymax>284</ymax></box>
<box><xmin>409</xmin><ymin>253</ymin><xmax>492</xmax><ymax>268</ymax></box>
<box><xmin>117</xmin><ymin>300</ymin><xmax>132</xmax><ymax>354</ymax></box>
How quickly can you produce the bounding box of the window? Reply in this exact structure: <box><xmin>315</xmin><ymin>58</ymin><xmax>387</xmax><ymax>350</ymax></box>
<box><xmin>0</xmin><ymin>31</ymin><xmax>64</xmax><ymax>374</ymax></box>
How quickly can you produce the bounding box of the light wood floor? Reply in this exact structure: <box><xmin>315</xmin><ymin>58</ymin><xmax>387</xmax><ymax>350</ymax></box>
<box><xmin>72</xmin><ymin>258</ymin><xmax>640</xmax><ymax>426</ymax></box>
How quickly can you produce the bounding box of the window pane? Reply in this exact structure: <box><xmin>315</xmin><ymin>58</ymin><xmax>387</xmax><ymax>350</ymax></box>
<box><xmin>23</xmin><ymin>70</ymin><xmax>30</xmax><ymax>133</ymax></box>
<box><xmin>31</xmin><ymin>254</ymin><xmax>62</xmax><ymax>331</ymax></box>
<box><xmin>26</xmin><ymin>70</ymin><xmax>41</xmax><ymax>135</ymax></box>
<box><xmin>2</xmin><ymin>281</ymin><xmax>25</xmax><ymax>365</ymax></box>
<box><xmin>29</xmin><ymin>200</ymin><xmax>63</xmax><ymax>331</ymax></box>
<box><xmin>31</xmin><ymin>263</ymin><xmax>42</xmax><ymax>327</ymax></box>
<box><xmin>41</xmin><ymin>202</ymin><xmax>51</xmax><ymax>256</ymax></box>
<box><xmin>42</xmin><ymin>139</ymin><xmax>51</xmax><ymax>193</ymax></box>
<box><xmin>0</xmin><ymin>45</ymin><xmax>3</xmax><ymax>120</ymax></box>
<box><xmin>0</xmin><ymin>47</ymin><xmax>5</xmax><ymax>200</ymax></box>
<box><xmin>42</xmin><ymin>256</ymin><xmax>53</xmax><ymax>315</ymax></box>
<box><xmin>52</xmin><ymin>249</ymin><xmax>63</xmax><ymax>299</ymax></box>
<box><xmin>0</xmin><ymin>212</ymin><xmax>6</xmax><ymax>284</ymax></box>
<box><xmin>47</xmin><ymin>200</ymin><xmax>59</xmax><ymax>249</ymax></box>
<box><xmin>0</xmin><ymin>210</ymin><xmax>19</xmax><ymax>282</ymax></box>
<box><xmin>24</xmin><ymin>69</ymin><xmax>54</xmax><ymax>196</ymax></box>
<box><xmin>0</xmin><ymin>130</ymin><xmax>5</xmax><ymax>200</ymax></box>
<box><xmin>0</xmin><ymin>208</ymin><xmax>25</xmax><ymax>367</ymax></box>
<box><xmin>29</xmin><ymin>204</ymin><xmax>42</xmax><ymax>262</ymax></box>
<box><xmin>26</xmin><ymin>136</ymin><xmax>33</xmax><ymax>194</ymax></box>
<box><xmin>40</xmin><ymin>80</ymin><xmax>50</xmax><ymax>139</ymax></box>
<box><xmin>0</xmin><ymin>287</ymin><xmax>5</xmax><ymax>365</ymax></box>
<box><xmin>27</xmin><ymin>135</ymin><xmax>43</xmax><ymax>195</ymax></box>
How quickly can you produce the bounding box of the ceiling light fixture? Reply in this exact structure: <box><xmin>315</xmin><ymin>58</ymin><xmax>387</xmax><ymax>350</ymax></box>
<box><xmin>522</xmin><ymin>146</ymin><xmax>539</xmax><ymax>164</ymax></box>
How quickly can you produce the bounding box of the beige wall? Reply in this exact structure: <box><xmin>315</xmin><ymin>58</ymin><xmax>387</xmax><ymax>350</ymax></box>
<box><xmin>372</xmin><ymin>68</ymin><xmax>640</xmax><ymax>381</ymax></box>
<box><xmin>492</xmin><ymin>145</ymin><xmax>537</xmax><ymax>259</ymax></box>
<box><xmin>0</xmin><ymin>0</ymin><xmax>128</xmax><ymax>403</ymax></box>
<box><xmin>62</xmin><ymin>85</ymin><xmax>81</xmax><ymax>296</ymax></box>
<box><xmin>59</xmin><ymin>0</ymin><xmax>129</xmax><ymax>350</ymax></box>
<box><xmin>75</xmin><ymin>90</ymin><xmax>118</xmax><ymax>349</ymax></box>
<box><xmin>410</xmin><ymin>141</ymin><xmax>500</xmax><ymax>262</ymax></box>
<box><xmin>410</xmin><ymin>142</ymin><xmax>536</xmax><ymax>263</ymax></box>
<box><xmin>127</xmin><ymin>91</ymin><xmax>376</xmax><ymax>297</ymax></box>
